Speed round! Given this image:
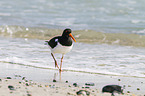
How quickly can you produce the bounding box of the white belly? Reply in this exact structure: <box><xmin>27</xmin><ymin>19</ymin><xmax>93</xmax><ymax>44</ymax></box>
<box><xmin>50</xmin><ymin>42</ymin><xmax>73</xmax><ymax>54</ymax></box>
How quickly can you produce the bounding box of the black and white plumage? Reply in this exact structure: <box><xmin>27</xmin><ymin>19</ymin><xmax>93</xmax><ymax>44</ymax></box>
<box><xmin>45</xmin><ymin>28</ymin><xmax>76</xmax><ymax>72</ymax></box>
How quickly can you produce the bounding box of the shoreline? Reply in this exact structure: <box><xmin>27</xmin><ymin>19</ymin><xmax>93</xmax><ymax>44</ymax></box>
<box><xmin>0</xmin><ymin>63</ymin><xmax>145</xmax><ymax>96</ymax></box>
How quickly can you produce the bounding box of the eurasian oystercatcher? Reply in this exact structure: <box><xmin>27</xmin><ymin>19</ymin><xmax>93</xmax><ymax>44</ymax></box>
<box><xmin>45</xmin><ymin>28</ymin><xmax>76</xmax><ymax>72</ymax></box>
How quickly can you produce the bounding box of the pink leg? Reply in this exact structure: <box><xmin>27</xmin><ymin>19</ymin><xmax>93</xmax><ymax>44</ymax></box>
<box><xmin>51</xmin><ymin>53</ymin><xmax>59</xmax><ymax>69</ymax></box>
<box><xmin>59</xmin><ymin>55</ymin><xmax>64</xmax><ymax>72</ymax></box>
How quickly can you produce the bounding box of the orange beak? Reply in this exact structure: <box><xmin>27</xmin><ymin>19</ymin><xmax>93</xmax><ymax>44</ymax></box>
<box><xmin>69</xmin><ymin>33</ymin><xmax>76</xmax><ymax>42</ymax></box>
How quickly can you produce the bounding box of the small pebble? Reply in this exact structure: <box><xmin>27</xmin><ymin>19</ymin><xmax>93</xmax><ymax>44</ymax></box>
<box><xmin>73</xmin><ymin>83</ymin><xmax>77</xmax><ymax>87</ymax></box>
<box><xmin>6</xmin><ymin>77</ymin><xmax>12</xmax><ymax>79</ymax></box>
<box><xmin>22</xmin><ymin>77</ymin><xmax>26</xmax><ymax>80</ymax></box>
<box><xmin>27</xmin><ymin>94</ymin><xmax>32</xmax><ymax>96</ymax></box>
<box><xmin>118</xmin><ymin>79</ymin><xmax>121</xmax><ymax>81</ymax></box>
<box><xmin>67</xmin><ymin>92</ymin><xmax>71</xmax><ymax>95</ymax></box>
<box><xmin>65</xmin><ymin>81</ymin><xmax>68</xmax><ymax>83</ymax></box>
<box><xmin>10</xmin><ymin>92</ymin><xmax>13</xmax><ymax>94</ymax></box>
<box><xmin>8</xmin><ymin>85</ymin><xmax>15</xmax><ymax>90</ymax></box>
<box><xmin>137</xmin><ymin>88</ymin><xmax>140</xmax><ymax>90</ymax></box>
<box><xmin>85</xmin><ymin>86</ymin><xmax>90</xmax><ymax>89</ymax></box>
<box><xmin>53</xmin><ymin>79</ymin><xmax>57</xmax><ymax>82</ymax></box>
<box><xmin>128</xmin><ymin>85</ymin><xmax>131</xmax><ymax>87</ymax></box>
<box><xmin>45</xmin><ymin>85</ymin><xmax>49</xmax><ymax>87</ymax></box>
<box><xmin>26</xmin><ymin>83</ymin><xmax>29</xmax><ymax>86</ymax></box>
<box><xmin>85</xmin><ymin>82</ymin><xmax>95</xmax><ymax>86</ymax></box>
<box><xmin>38</xmin><ymin>85</ymin><xmax>42</xmax><ymax>87</ymax></box>
<box><xmin>26</xmin><ymin>91</ymin><xmax>30</xmax><ymax>93</ymax></box>
<box><xmin>15</xmin><ymin>75</ymin><xmax>21</xmax><ymax>77</ymax></box>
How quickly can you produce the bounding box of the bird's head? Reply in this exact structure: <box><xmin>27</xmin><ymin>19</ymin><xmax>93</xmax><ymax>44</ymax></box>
<box><xmin>62</xmin><ymin>28</ymin><xmax>76</xmax><ymax>42</ymax></box>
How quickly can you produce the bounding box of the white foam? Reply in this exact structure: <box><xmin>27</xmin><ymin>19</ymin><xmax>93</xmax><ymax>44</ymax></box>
<box><xmin>131</xmin><ymin>20</ymin><xmax>140</xmax><ymax>24</ymax></box>
<box><xmin>0</xmin><ymin>13</ymin><xmax>11</xmax><ymax>16</ymax></box>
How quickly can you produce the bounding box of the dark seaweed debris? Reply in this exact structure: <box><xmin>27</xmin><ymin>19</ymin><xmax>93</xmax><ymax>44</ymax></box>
<box><xmin>102</xmin><ymin>85</ymin><xmax>123</xmax><ymax>96</ymax></box>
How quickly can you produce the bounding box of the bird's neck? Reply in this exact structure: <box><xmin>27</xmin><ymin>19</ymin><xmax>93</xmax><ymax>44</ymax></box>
<box><xmin>59</xmin><ymin>36</ymin><xmax>72</xmax><ymax>46</ymax></box>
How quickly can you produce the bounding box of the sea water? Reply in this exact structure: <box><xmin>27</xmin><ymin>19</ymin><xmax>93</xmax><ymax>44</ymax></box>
<box><xmin>0</xmin><ymin>37</ymin><xmax>145</xmax><ymax>78</ymax></box>
<box><xmin>0</xmin><ymin>0</ymin><xmax>145</xmax><ymax>79</ymax></box>
<box><xmin>0</xmin><ymin>0</ymin><xmax>145</xmax><ymax>34</ymax></box>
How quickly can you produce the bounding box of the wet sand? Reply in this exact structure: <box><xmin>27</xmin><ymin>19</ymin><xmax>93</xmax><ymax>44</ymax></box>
<box><xmin>0</xmin><ymin>63</ymin><xmax>145</xmax><ymax>96</ymax></box>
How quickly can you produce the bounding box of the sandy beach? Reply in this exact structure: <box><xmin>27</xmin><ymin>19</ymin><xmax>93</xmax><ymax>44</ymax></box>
<box><xmin>0</xmin><ymin>77</ymin><xmax>138</xmax><ymax>96</ymax></box>
<box><xmin>0</xmin><ymin>63</ymin><xmax>145</xmax><ymax>96</ymax></box>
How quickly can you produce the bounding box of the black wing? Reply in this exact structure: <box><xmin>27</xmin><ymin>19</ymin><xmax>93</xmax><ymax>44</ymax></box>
<box><xmin>47</xmin><ymin>36</ymin><xmax>60</xmax><ymax>48</ymax></box>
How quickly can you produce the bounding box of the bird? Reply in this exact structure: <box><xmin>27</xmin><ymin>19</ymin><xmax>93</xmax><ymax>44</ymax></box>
<box><xmin>45</xmin><ymin>28</ymin><xmax>76</xmax><ymax>72</ymax></box>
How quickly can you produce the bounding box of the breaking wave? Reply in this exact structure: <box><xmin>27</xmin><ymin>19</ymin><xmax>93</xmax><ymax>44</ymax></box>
<box><xmin>0</xmin><ymin>25</ymin><xmax>145</xmax><ymax>47</ymax></box>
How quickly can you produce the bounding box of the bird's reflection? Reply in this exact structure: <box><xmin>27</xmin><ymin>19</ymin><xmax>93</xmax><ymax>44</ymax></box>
<box><xmin>53</xmin><ymin>71</ymin><xmax>62</xmax><ymax>82</ymax></box>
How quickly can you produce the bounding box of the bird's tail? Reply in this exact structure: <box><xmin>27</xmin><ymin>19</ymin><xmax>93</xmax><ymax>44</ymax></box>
<box><xmin>44</xmin><ymin>41</ymin><xmax>49</xmax><ymax>45</ymax></box>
